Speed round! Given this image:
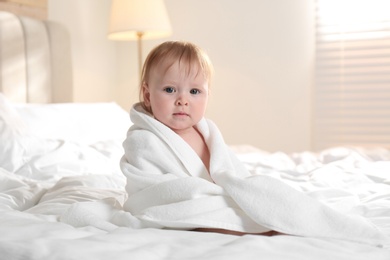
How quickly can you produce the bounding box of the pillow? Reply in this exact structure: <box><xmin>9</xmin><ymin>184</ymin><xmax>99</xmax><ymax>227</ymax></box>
<box><xmin>0</xmin><ymin>93</ymin><xmax>41</xmax><ymax>172</ymax></box>
<box><xmin>0</xmin><ymin>93</ymin><xmax>132</xmax><ymax>173</ymax></box>
<box><xmin>13</xmin><ymin>102</ymin><xmax>132</xmax><ymax>144</ymax></box>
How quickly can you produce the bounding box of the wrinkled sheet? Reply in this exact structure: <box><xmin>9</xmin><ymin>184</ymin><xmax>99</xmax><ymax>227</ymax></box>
<box><xmin>1</xmin><ymin>142</ymin><xmax>390</xmax><ymax>260</ymax></box>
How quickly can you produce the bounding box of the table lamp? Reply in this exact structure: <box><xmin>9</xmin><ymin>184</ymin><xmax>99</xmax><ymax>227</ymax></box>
<box><xmin>108</xmin><ymin>0</ymin><xmax>172</xmax><ymax>79</ymax></box>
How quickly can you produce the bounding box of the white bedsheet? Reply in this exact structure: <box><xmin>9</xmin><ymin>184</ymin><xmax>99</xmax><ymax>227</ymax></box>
<box><xmin>0</xmin><ymin>95</ymin><xmax>389</xmax><ymax>259</ymax></box>
<box><xmin>1</xmin><ymin>142</ymin><xmax>390</xmax><ymax>260</ymax></box>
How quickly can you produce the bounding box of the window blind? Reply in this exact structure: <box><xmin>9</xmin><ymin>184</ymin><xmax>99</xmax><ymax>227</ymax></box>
<box><xmin>313</xmin><ymin>0</ymin><xmax>390</xmax><ymax>150</ymax></box>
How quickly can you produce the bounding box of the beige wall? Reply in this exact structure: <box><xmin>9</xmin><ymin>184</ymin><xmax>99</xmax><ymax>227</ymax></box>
<box><xmin>48</xmin><ymin>0</ymin><xmax>314</xmax><ymax>153</ymax></box>
<box><xmin>48</xmin><ymin>0</ymin><xmax>118</xmax><ymax>103</ymax></box>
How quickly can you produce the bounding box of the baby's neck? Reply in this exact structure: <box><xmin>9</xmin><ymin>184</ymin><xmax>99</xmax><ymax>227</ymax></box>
<box><xmin>175</xmin><ymin>127</ymin><xmax>210</xmax><ymax>172</ymax></box>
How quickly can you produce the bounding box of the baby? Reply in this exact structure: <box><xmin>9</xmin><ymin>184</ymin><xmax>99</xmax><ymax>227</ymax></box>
<box><xmin>136</xmin><ymin>40</ymin><xmax>276</xmax><ymax>236</ymax></box>
<box><xmin>121</xmin><ymin>40</ymin><xmax>273</xmax><ymax>235</ymax></box>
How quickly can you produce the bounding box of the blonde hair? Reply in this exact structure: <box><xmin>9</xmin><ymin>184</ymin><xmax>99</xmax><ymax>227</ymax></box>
<box><xmin>139</xmin><ymin>41</ymin><xmax>213</xmax><ymax>114</ymax></box>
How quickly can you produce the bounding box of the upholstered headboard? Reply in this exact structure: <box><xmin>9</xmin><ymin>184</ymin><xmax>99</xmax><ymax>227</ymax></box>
<box><xmin>0</xmin><ymin>11</ymin><xmax>73</xmax><ymax>103</ymax></box>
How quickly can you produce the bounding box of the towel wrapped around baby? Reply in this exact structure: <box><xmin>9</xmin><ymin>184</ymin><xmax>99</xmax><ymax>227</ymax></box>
<box><xmin>118</xmin><ymin>103</ymin><xmax>388</xmax><ymax>247</ymax></box>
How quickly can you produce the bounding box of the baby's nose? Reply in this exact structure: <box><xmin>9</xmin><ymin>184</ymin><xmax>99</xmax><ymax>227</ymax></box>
<box><xmin>176</xmin><ymin>96</ymin><xmax>188</xmax><ymax>106</ymax></box>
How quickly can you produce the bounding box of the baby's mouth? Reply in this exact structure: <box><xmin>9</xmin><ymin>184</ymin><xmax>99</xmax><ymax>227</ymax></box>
<box><xmin>173</xmin><ymin>112</ymin><xmax>189</xmax><ymax>116</ymax></box>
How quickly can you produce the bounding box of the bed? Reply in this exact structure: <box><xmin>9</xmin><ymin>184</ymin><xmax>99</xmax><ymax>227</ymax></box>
<box><xmin>1</xmin><ymin>11</ymin><xmax>389</xmax><ymax>260</ymax></box>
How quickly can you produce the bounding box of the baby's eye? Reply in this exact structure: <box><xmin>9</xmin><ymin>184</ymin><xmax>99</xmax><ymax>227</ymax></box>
<box><xmin>164</xmin><ymin>87</ymin><xmax>175</xmax><ymax>93</ymax></box>
<box><xmin>190</xmin><ymin>89</ymin><xmax>201</xmax><ymax>95</ymax></box>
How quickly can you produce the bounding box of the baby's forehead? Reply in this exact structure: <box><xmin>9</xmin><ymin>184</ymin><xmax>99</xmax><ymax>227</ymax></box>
<box><xmin>152</xmin><ymin>59</ymin><xmax>205</xmax><ymax>79</ymax></box>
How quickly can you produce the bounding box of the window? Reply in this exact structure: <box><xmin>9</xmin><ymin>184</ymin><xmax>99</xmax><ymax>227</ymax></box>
<box><xmin>314</xmin><ymin>0</ymin><xmax>390</xmax><ymax>150</ymax></box>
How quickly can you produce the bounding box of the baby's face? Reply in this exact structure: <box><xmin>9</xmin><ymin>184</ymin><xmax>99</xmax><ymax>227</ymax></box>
<box><xmin>143</xmin><ymin>60</ymin><xmax>209</xmax><ymax>135</ymax></box>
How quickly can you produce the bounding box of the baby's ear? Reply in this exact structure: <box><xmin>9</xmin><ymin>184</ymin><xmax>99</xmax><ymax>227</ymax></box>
<box><xmin>142</xmin><ymin>83</ymin><xmax>151</xmax><ymax>106</ymax></box>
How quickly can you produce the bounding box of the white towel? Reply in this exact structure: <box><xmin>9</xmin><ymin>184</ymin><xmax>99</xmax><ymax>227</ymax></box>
<box><xmin>117</xmin><ymin>103</ymin><xmax>389</xmax><ymax>247</ymax></box>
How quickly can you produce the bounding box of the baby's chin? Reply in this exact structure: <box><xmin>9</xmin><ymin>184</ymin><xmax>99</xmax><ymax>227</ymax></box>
<box><xmin>161</xmin><ymin>121</ymin><xmax>198</xmax><ymax>135</ymax></box>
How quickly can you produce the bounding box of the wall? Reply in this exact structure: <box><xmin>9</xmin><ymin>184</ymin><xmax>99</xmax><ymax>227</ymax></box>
<box><xmin>47</xmin><ymin>0</ymin><xmax>314</xmax><ymax>153</ymax></box>
<box><xmin>48</xmin><ymin>0</ymin><xmax>118</xmax><ymax>103</ymax></box>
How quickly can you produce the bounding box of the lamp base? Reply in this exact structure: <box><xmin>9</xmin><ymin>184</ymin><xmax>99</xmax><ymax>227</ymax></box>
<box><xmin>137</xmin><ymin>32</ymin><xmax>144</xmax><ymax>82</ymax></box>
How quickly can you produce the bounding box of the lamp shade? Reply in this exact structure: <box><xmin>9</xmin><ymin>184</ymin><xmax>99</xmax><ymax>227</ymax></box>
<box><xmin>108</xmin><ymin>0</ymin><xmax>172</xmax><ymax>40</ymax></box>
